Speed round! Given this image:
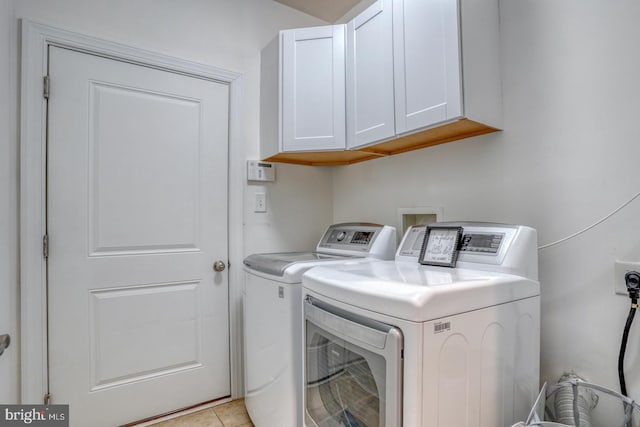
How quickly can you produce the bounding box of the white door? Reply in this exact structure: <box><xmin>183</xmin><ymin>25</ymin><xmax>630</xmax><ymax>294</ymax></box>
<box><xmin>346</xmin><ymin>0</ymin><xmax>395</xmax><ymax>149</ymax></box>
<box><xmin>281</xmin><ymin>25</ymin><xmax>346</xmax><ymax>152</ymax></box>
<box><xmin>393</xmin><ymin>0</ymin><xmax>462</xmax><ymax>134</ymax></box>
<box><xmin>47</xmin><ymin>46</ymin><xmax>230</xmax><ymax>426</ymax></box>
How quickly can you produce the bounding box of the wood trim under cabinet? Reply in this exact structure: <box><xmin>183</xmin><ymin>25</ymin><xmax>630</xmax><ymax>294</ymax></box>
<box><xmin>264</xmin><ymin>118</ymin><xmax>500</xmax><ymax>166</ymax></box>
<box><xmin>264</xmin><ymin>150</ymin><xmax>385</xmax><ymax>166</ymax></box>
<box><xmin>360</xmin><ymin>118</ymin><xmax>500</xmax><ymax>156</ymax></box>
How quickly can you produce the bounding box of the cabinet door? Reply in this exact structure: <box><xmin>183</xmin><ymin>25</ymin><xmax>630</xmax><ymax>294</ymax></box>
<box><xmin>282</xmin><ymin>25</ymin><xmax>346</xmax><ymax>152</ymax></box>
<box><xmin>393</xmin><ymin>0</ymin><xmax>462</xmax><ymax>134</ymax></box>
<box><xmin>346</xmin><ymin>0</ymin><xmax>395</xmax><ymax>149</ymax></box>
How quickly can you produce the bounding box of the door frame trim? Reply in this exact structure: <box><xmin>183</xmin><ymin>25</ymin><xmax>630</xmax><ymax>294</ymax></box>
<box><xmin>20</xmin><ymin>20</ymin><xmax>244</xmax><ymax>403</ymax></box>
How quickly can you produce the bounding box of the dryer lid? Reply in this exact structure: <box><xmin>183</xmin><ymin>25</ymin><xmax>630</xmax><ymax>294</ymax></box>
<box><xmin>302</xmin><ymin>262</ymin><xmax>539</xmax><ymax>322</ymax></box>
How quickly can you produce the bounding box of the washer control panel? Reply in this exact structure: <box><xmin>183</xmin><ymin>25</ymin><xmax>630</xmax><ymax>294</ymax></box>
<box><xmin>320</xmin><ymin>225</ymin><xmax>379</xmax><ymax>251</ymax></box>
<box><xmin>317</xmin><ymin>223</ymin><xmax>396</xmax><ymax>257</ymax></box>
<box><xmin>326</xmin><ymin>229</ymin><xmax>374</xmax><ymax>245</ymax></box>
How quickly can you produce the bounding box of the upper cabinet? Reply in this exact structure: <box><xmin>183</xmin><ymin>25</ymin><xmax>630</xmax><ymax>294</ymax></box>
<box><xmin>346</xmin><ymin>0</ymin><xmax>396</xmax><ymax>149</ymax></box>
<box><xmin>261</xmin><ymin>25</ymin><xmax>381</xmax><ymax>165</ymax></box>
<box><xmin>261</xmin><ymin>0</ymin><xmax>502</xmax><ymax>165</ymax></box>
<box><xmin>350</xmin><ymin>0</ymin><xmax>502</xmax><ymax>155</ymax></box>
<box><xmin>281</xmin><ymin>26</ymin><xmax>345</xmax><ymax>152</ymax></box>
<box><xmin>392</xmin><ymin>0</ymin><xmax>462</xmax><ymax>135</ymax></box>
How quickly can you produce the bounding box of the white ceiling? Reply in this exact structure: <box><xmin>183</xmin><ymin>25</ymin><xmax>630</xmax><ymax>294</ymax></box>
<box><xmin>274</xmin><ymin>0</ymin><xmax>364</xmax><ymax>23</ymax></box>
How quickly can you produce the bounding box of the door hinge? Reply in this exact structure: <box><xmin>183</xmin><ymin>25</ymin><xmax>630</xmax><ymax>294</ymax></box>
<box><xmin>43</xmin><ymin>234</ymin><xmax>49</xmax><ymax>259</ymax></box>
<box><xmin>43</xmin><ymin>392</ymin><xmax>51</xmax><ymax>405</ymax></box>
<box><xmin>43</xmin><ymin>75</ymin><xmax>50</xmax><ymax>99</ymax></box>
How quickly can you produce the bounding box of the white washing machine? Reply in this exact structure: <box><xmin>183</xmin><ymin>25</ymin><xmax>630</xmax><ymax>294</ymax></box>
<box><xmin>302</xmin><ymin>222</ymin><xmax>540</xmax><ymax>427</ymax></box>
<box><xmin>243</xmin><ymin>223</ymin><xmax>397</xmax><ymax>427</ymax></box>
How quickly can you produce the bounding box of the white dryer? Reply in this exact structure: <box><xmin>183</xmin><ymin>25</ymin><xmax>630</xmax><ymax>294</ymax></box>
<box><xmin>243</xmin><ymin>223</ymin><xmax>397</xmax><ymax>427</ymax></box>
<box><xmin>302</xmin><ymin>222</ymin><xmax>540</xmax><ymax>427</ymax></box>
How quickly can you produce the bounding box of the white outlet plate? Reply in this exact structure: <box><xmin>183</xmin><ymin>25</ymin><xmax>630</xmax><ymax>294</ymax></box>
<box><xmin>614</xmin><ymin>261</ymin><xmax>640</xmax><ymax>296</ymax></box>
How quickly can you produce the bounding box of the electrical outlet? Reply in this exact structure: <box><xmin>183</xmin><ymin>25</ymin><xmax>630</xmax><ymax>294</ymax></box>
<box><xmin>614</xmin><ymin>261</ymin><xmax>640</xmax><ymax>296</ymax></box>
<box><xmin>255</xmin><ymin>193</ymin><xmax>266</xmax><ymax>213</ymax></box>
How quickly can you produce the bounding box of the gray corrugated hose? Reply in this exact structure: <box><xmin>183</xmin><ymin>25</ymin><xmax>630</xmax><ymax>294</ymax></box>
<box><xmin>512</xmin><ymin>379</ymin><xmax>640</xmax><ymax>427</ymax></box>
<box><xmin>552</xmin><ymin>373</ymin><xmax>598</xmax><ymax>427</ymax></box>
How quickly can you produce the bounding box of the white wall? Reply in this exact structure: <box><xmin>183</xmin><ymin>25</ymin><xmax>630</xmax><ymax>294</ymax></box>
<box><xmin>332</xmin><ymin>0</ymin><xmax>640</xmax><ymax>420</ymax></box>
<box><xmin>245</xmin><ymin>163</ymin><xmax>333</xmax><ymax>254</ymax></box>
<box><xmin>1</xmin><ymin>0</ymin><xmax>332</xmax><ymax>403</ymax></box>
<box><xmin>0</xmin><ymin>0</ymin><xmax>18</xmax><ymax>404</ymax></box>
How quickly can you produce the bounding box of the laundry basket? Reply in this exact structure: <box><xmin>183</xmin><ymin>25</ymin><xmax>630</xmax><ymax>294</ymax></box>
<box><xmin>513</xmin><ymin>379</ymin><xmax>640</xmax><ymax>427</ymax></box>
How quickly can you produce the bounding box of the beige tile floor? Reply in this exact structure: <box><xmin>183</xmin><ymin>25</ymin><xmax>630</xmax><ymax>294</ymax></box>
<box><xmin>151</xmin><ymin>399</ymin><xmax>254</xmax><ymax>427</ymax></box>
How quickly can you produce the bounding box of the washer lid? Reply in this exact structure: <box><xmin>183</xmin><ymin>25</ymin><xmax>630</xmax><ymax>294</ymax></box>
<box><xmin>302</xmin><ymin>261</ymin><xmax>540</xmax><ymax>322</ymax></box>
<box><xmin>243</xmin><ymin>252</ymin><xmax>360</xmax><ymax>277</ymax></box>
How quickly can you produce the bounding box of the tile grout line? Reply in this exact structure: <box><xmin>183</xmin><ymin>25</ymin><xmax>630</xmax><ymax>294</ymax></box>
<box><xmin>129</xmin><ymin>399</ymin><xmax>231</xmax><ymax>427</ymax></box>
<box><xmin>146</xmin><ymin>399</ymin><xmax>254</xmax><ymax>427</ymax></box>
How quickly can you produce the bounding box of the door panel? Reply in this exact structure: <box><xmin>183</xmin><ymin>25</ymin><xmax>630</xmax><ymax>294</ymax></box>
<box><xmin>88</xmin><ymin>282</ymin><xmax>201</xmax><ymax>390</ymax></box>
<box><xmin>88</xmin><ymin>83</ymin><xmax>201</xmax><ymax>255</ymax></box>
<box><xmin>47</xmin><ymin>46</ymin><xmax>230</xmax><ymax>426</ymax></box>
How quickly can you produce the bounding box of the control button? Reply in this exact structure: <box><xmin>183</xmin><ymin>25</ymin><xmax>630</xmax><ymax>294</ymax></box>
<box><xmin>336</xmin><ymin>231</ymin><xmax>346</xmax><ymax>242</ymax></box>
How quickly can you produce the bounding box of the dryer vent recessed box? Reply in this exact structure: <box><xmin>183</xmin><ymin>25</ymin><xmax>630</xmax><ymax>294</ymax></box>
<box><xmin>247</xmin><ymin>160</ymin><xmax>275</xmax><ymax>182</ymax></box>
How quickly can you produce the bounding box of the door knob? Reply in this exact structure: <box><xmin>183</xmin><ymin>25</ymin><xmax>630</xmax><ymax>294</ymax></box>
<box><xmin>213</xmin><ymin>260</ymin><xmax>226</xmax><ymax>272</ymax></box>
<box><xmin>0</xmin><ymin>334</ymin><xmax>10</xmax><ymax>357</ymax></box>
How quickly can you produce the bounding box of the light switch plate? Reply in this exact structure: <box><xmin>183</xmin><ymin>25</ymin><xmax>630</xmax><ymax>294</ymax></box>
<box><xmin>255</xmin><ymin>193</ymin><xmax>267</xmax><ymax>213</ymax></box>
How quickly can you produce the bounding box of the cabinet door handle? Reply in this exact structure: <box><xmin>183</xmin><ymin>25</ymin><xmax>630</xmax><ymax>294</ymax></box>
<box><xmin>0</xmin><ymin>334</ymin><xmax>10</xmax><ymax>356</ymax></box>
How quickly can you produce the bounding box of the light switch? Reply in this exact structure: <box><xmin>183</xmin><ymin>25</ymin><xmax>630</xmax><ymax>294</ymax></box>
<box><xmin>255</xmin><ymin>193</ymin><xmax>267</xmax><ymax>213</ymax></box>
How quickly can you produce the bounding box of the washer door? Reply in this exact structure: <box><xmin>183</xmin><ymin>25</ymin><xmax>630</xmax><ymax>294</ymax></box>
<box><xmin>304</xmin><ymin>297</ymin><xmax>403</xmax><ymax>427</ymax></box>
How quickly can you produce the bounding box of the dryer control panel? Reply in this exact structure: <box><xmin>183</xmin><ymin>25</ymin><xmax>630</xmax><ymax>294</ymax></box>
<box><xmin>397</xmin><ymin>225</ymin><xmax>427</xmax><ymax>259</ymax></box>
<box><xmin>460</xmin><ymin>233</ymin><xmax>504</xmax><ymax>254</ymax></box>
<box><xmin>396</xmin><ymin>222</ymin><xmax>538</xmax><ymax>280</ymax></box>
